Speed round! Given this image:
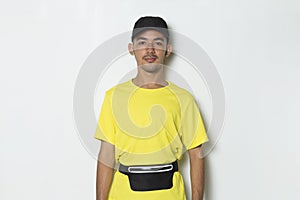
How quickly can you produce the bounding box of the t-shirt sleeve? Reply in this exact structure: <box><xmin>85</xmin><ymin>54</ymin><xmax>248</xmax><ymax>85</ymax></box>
<box><xmin>94</xmin><ymin>91</ymin><xmax>116</xmax><ymax>145</ymax></box>
<box><xmin>179</xmin><ymin>96</ymin><xmax>209</xmax><ymax>150</ymax></box>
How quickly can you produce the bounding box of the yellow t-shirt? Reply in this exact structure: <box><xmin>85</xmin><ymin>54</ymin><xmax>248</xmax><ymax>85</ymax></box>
<box><xmin>94</xmin><ymin>79</ymin><xmax>209</xmax><ymax>166</ymax></box>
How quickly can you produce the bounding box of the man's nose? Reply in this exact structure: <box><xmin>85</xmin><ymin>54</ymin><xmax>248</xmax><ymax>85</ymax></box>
<box><xmin>146</xmin><ymin>42</ymin><xmax>155</xmax><ymax>51</ymax></box>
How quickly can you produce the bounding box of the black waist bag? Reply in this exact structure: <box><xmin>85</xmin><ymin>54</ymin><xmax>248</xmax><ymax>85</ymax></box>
<box><xmin>119</xmin><ymin>161</ymin><xmax>178</xmax><ymax>191</ymax></box>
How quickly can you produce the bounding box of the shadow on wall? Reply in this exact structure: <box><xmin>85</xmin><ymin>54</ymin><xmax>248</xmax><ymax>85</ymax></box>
<box><xmin>204</xmin><ymin>156</ymin><xmax>212</xmax><ymax>200</ymax></box>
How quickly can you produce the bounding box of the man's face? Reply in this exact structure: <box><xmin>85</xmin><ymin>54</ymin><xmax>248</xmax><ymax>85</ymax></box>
<box><xmin>128</xmin><ymin>30</ymin><xmax>172</xmax><ymax>71</ymax></box>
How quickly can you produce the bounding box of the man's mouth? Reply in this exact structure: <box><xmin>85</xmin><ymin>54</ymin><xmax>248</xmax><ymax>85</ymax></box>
<box><xmin>144</xmin><ymin>56</ymin><xmax>157</xmax><ymax>63</ymax></box>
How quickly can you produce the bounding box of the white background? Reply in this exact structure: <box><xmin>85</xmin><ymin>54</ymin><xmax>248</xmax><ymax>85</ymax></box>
<box><xmin>1</xmin><ymin>0</ymin><xmax>299</xmax><ymax>199</ymax></box>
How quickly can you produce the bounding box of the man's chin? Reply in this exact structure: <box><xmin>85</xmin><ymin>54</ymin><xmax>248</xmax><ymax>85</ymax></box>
<box><xmin>139</xmin><ymin>63</ymin><xmax>165</xmax><ymax>73</ymax></box>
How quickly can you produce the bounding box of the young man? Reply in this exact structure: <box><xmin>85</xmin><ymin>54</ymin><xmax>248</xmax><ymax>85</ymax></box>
<box><xmin>94</xmin><ymin>16</ymin><xmax>209</xmax><ymax>200</ymax></box>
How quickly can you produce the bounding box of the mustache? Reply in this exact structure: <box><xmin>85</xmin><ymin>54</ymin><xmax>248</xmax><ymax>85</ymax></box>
<box><xmin>143</xmin><ymin>54</ymin><xmax>158</xmax><ymax>59</ymax></box>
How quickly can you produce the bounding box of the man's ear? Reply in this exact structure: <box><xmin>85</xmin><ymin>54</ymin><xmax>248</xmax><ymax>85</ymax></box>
<box><xmin>128</xmin><ymin>43</ymin><xmax>134</xmax><ymax>55</ymax></box>
<box><xmin>165</xmin><ymin>44</ymin><xmax>173</xmax><ymax>58</ymax></box>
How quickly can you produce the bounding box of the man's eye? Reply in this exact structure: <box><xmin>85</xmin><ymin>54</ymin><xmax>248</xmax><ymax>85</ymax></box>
<box><xmin>138</xmin><ymin>41</ymin><xmax>146</xmax><ymax>45</ymax></box>
<box><xmin>155</xmin><ymin>42</ymin><xmax>163</xmax><ymax>46</ymax></box>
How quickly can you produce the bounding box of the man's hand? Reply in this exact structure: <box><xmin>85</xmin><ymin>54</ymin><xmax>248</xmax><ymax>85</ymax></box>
<box><xmin>188</xmin><ymin>145</ymin><xmax>205</xmax><ymax>200</ymax></box>
<box><xmin>96</xmin><ymin>141</ymin><xmax>115</xmax><ymax>200</ymax></box>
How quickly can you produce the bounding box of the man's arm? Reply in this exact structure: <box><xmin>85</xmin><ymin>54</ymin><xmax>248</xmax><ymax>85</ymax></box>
<box><xmin>188</xmin><ymin>145</ymin><xmax>205</xmax><ymax>200</ymax></box>
<box><xmin>96</xmin><ymin>141</ymin><xmax>115</xmax><ymax>200</ymax></box>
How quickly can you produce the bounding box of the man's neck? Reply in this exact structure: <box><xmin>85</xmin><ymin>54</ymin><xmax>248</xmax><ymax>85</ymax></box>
<box><xmin>132</xmin><ymin>69</ymin><xmax>168</xmax><ymax>89</ymax></box>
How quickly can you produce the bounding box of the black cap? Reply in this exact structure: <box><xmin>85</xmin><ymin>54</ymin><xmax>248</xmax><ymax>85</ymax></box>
<box><xmin>131</xmin><ymin>16</ymin><xmax>169</xmax><ymax>42</ymax></box>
